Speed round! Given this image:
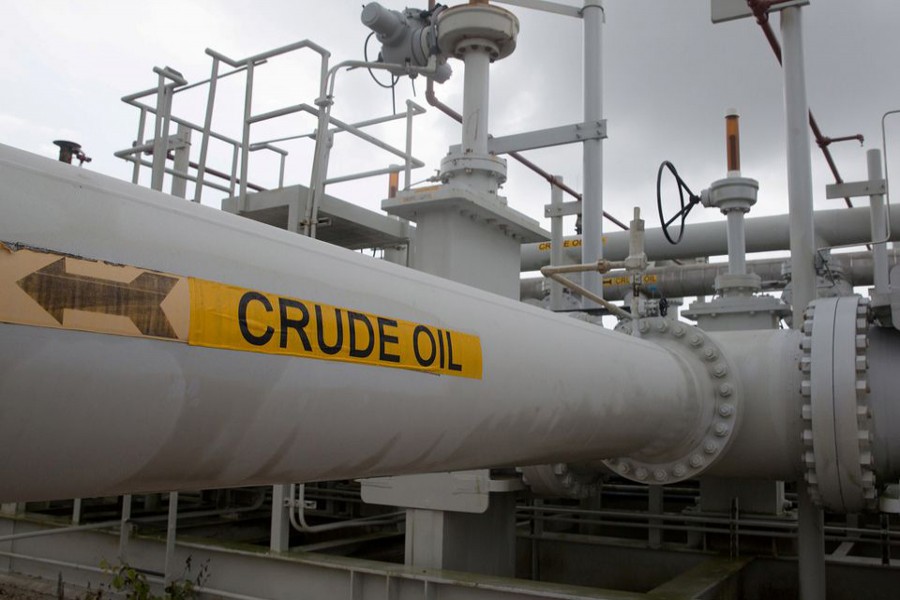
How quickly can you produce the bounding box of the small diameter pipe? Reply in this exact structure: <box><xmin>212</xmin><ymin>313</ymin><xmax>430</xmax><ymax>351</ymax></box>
<box><xmin>288</xmin><ymin>484</ymin><xmax>404</xmax><ymax>533</ymax></box>
<box><xmin>540</xmin><ymin>265</ymin><xmax>633</xmax><ymax>320</ymax></box>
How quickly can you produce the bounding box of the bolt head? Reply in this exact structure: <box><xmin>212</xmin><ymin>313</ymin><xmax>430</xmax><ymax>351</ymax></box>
<box><xmin>718</xmin><ymin>403</ymin><xmax>735</xmax><ymax>417</ymax></box>
<box><xmin>689</xmin><ymin>454</ymin><xmax>704</xmax><ymax>468</ymax></box>
<box><xmin>704</xmin><ymin>441</ymin><xmax>719</xmax><ymax>455</ymax></box>
<box><xmin>635</xmin><ymin>468</ymin><xmax>648</xmax><ymax>481</ymax></box>
<box><xmin>654</xmin><ymin>469</ymin><xmax>668</xmax><ymax>482</ymax></box>
<box><xmin>714</xmin><ymin>423</ymin><xmax>730</xmax><ymax>437</ymax></box>
<box><xmin>689</xmin><ymin>335</ymin><xmax>703</xmax><ymax>347</ymax></box>
<box><xmin>718</xmin><ymin>384</ymin><xmax>734</xmax><ymax>398</ymax></box>
<box><xmin>673</xmin><ymin>464</ymin><xmax>687</xmax><ymax>477</ymax></box>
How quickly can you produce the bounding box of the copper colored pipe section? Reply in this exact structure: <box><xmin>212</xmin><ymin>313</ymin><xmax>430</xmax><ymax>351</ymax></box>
<box><xmin>747</xmin><ymin>0</ymin><xmax>861</xmax><ymax>209</ymax></box>
<box><xmin>424</xmin><ymin>0</ymin><xmax>628</xmax><ymax>231</ymax></box>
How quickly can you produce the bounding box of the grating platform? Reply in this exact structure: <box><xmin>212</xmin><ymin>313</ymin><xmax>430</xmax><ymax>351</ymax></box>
<box><xmin>222</xmin><ymin>185</ymin><xmax>412</xmax><ymax>251</ymax></box>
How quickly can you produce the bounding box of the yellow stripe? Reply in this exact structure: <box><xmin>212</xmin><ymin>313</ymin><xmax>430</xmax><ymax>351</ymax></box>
<box><xmin>1</xmin><ymin>246</ymin><xmax>483</xmax><ymax>380</ymax></box>
<box><xmin>188</xmin><ymin>279</ymin><xmax>482</xmax><ymax>379</ymax></box>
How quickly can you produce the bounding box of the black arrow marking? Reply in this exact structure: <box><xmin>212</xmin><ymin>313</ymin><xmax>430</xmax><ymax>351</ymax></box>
<box><xmin>16</xmin><ymin>259</ymin><xmax>179</xmax><ymax>339</ymax></box>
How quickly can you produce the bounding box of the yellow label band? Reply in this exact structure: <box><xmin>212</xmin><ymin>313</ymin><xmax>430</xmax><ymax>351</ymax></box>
<box><xmin>601</xmin><ymin>274</ymin><xmax>659</xmax><ymax>287</ymax></box>
<box><xmin>1</xmin><ymin>246</ymin><xmax>483</xmax><ymax>380</ymax></box>
<box><xmin>188</xmin><ymin>280</ymin><xmax>482</xmax><ymax>379</ymax></box>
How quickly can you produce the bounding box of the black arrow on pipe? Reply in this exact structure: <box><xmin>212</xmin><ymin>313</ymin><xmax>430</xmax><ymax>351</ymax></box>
<box><xmin>16</xmin><ymin>259</ymin><xmax>179</xmax><ymax>339</ymax></box>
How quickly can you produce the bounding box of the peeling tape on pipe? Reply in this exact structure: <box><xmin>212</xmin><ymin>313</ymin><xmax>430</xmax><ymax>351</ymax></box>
<box><xmin>0</xmin><ymin>246</ymin><xmax>483</xmax><ymax>380</ymax></box>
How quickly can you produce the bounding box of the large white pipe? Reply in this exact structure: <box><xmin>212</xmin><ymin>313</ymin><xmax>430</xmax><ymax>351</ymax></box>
<box><xmin>0</xmin><ymin>144</ymin><xmax>704</xmax><ymax>502</ymax></box>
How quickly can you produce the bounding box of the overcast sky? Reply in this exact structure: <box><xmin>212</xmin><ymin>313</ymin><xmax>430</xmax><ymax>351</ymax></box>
<box><xmin>2</xmin><ymin>0</ymin><xmax>899</xmax><ymax>236</ymax></box>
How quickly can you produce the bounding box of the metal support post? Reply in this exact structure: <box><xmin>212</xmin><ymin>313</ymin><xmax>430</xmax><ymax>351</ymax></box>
<box><xmin>239</xmin><ymin>63</ymin><xmax>255</xmax><ymax>212</ymax></box>
<box><xmin>170</xmin><ymin>124</ymin><xmax>192</xmax><ymax>199</ymax></box>
<box><xmin>270</xmin><ymin>485</ymin><xmax>291</xmax><ymax>552</ymax></box>
<box><xmin>405</xmin><ymin>100</ymin><xmax>415</xmax><ymax>190</ymax></box>
<box><xmin>150</xmin><ymin>79</ymin><xmax>174</xmax><ymax>192</ymax></box>
<box><xmin>868</xmin><ymin>148</ymin><xmax>889</xmax><ymax>294</ymax></box>
<box><xmin>648</xmin><ymin>485</ymin><xmax>663</xmax><ymax>549</ymax></box>
<box><xmin>132</xmin><ymin>109</ymin><xmax>147</xmax><ymax>185</ymax></box>
<box><xmin>782</xmin><ymin>7</ymin><xmax>825</xmax><ymax>599</ymax></box>
<box><xmin>193</xmin><ymin>56</ymin><xmax>221</xmax><ymax>204</ymax></box>
<box><xmin>782</xmin><ymin>7</ymin><xmax>816</xmax><ymax>323</ymax></box>
<box><xmin>550</xmin><ymin>178</ymin><xmax>564</xmax><ymax>310</ymax></box>
<box><xmin>72</xmin><ymin>498</ymin><xmax>82</xmax><ymax>525</ymax></box>
<box><xmin>581</xmin><ymin>0</ymin><xmax>605</xmax><ymax>308</ymax></box>
<box><xmin>164</xmin><ymin>492</ymin><xmax>178</xmax><ymax>584</ymax></box>
<box><xmin>118</xmin><ymin>494</ymin><xmax>132</xmax><ymax>561</ymax></box>
<box><xmin>798</xmin><ymin>484</ymin><xmax>826</xmax><ymax>599</ymax></box>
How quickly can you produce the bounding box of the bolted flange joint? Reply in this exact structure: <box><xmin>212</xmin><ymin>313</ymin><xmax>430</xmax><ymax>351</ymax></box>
<box><xmin>604</xmin><ymin>318</ymin><xmax>743</xmax><ymax>485</ymax></box>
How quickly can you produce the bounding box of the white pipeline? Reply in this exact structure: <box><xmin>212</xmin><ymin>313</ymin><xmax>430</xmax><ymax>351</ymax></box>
<box><xmin>0</xmin><ymin>144</ymin><xmax>704</xmax><ymax>502</ymax></box>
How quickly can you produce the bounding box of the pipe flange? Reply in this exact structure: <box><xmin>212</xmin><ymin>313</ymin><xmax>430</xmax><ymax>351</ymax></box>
<box><xmin>800</xmin><ymin>296</ymin><xmax>876</xmax><ymax>512</ymax></box>
<box><xmin>436</xmin><ymin>4</ymin><xmax>519</xmax><ymax>61</ymax></box>
<box><xmin>603</xmin><ymin>318</ymin><xmax>743</xmax><ymax>485</ymax></box>
<box><xmin>518</xmin><ymin>463</ymin><xmax>600</xmax><ymax>499</ymax></box>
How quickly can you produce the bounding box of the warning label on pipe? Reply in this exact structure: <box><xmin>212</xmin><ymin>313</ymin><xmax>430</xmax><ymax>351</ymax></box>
<box><xmin>189</xmin><ymin>280</ymin><xmax>482</xmax><ymax>379</ymax></box>
<box><xmin>0</xmin><ymin>245</ymin><xmax>482</xmax><ymax>380</ymax></box>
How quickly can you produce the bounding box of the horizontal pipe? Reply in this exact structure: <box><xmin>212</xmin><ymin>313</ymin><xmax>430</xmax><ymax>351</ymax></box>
<box><xmin>520</xmin><ymin>250</ymin><xmax>900</xmax><ymax>302</ymax></box>
<box><xmin>0</xmin><ymin>144</ymin><xmax>704</xmax><ymax>502</ymax></box>
<box><xmin>521</xmin><ymin>205</ymin><xmax>900</xmax><ymax>271</ymax></box>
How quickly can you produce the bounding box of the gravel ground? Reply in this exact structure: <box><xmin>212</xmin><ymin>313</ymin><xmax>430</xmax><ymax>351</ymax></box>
<box><xmin>0</xmin><ymin>573</ymin><xmax>90</xmax><ymax>600</ymax></box>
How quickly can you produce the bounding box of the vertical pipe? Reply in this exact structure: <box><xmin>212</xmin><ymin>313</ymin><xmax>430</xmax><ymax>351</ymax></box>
<box><xmin>782</xmin><ymin>7</ymin><xmax>816</xmax><ymax>323</ymax></box>
<box><xmin>868</xmin><ymin>149</ymin><xmax>889</xmax><ymax>294</ymax></box>
<box><xmin>193</xmin><ymin>57</ymin><xmax>220</xmax><ymax>204</ymax></box>
<box><xmin>462</xmin><ymin>50</ymin><xmax>491</xmax><ymax>155</ymax></box>
<box><xmin>726</xmin><ymin>211</ymin><xmax>747</xmax><ymax>275</ymax></box>
<box><xmin>72</xmin><ymin>498</ymin><xmax>82</xmax><ymax>526</ymax></box>
<box><xmin>550</xmin><ymin>177</ymin><xmax>564</xmax><ymax>310</ymax></box>
<box><xmin>782</xmin><ymin>7</ymin><xmax>825</xmax><ymax>600</ymax></box>
<box><xmin>582</xmin><ymin>0</ymin><xmax>605</xmax><ymax>308</ymax></box>
<box><xmin>405</xmin><ymin>101</ymin><xmax>415</xmax><ymax>190</ymax></box>
<box><xmin>164</xmin><ymin>491</ymin><xmax>179</xmax><ymax>584</ymax></box>
<box><xmin>239</xmin><ymin>63</ymin><xmax>255</xmax><ymax>212</ymax></box>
